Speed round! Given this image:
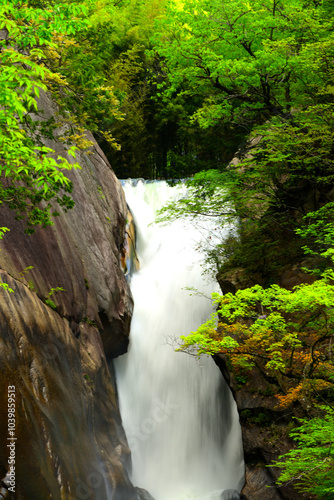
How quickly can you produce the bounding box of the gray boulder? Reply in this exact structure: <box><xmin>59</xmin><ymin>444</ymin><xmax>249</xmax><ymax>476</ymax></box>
<box><xmin>221</xmin><ymin>489</ymin><xmax>241</xmax><ymax>500</ymax></box>
<box><xmin>135</xmin><ymin>486</ymin><xmax>155</xmax><ymax>500</ymax></box>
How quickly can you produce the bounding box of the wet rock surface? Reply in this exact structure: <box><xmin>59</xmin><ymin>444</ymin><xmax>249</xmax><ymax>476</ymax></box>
<box><xmin>0</xmin><ymin>274</ymin><xmax>135</xmax><ymax>499</ymax></box>
<box><xmin>214</xmin><ymin>355</ymin><xmax>315</xmax><ymax>500</ymax></box>
<box><xmin>0</xmin><ymin>93</ymin><xmax>139</xmax><ymax>499</ymax></box>
<box><xmin>135</xmin><ymin>486</ymin><xmax>156</xmax><ymax>500</ymax></box>
<box><xmin>216</xmin><ymin>263</ymin><xmax>318</xmax><ymax>500</ymax></box>
<box><xmin>0</xmin><ymin>133</ymin><xmax>133</xmax><ymax>358</ymax></box>
<box><xmin>221</xmin><ymin>489</ymin><xmax>245</xmax><ymax>500</ymax></box>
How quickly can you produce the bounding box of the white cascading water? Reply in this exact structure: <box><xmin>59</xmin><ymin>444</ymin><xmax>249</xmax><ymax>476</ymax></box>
<box><xmin>114</xmin><ymin>180</ymin><xmax>244</xmax><ymax>500</ymax></box>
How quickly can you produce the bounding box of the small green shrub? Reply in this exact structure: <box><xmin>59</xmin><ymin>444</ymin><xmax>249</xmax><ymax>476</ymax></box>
<box><xmin>44</xmin><ymin>287</ymin><xmax>65</xmax><ymax>310</ymax></box>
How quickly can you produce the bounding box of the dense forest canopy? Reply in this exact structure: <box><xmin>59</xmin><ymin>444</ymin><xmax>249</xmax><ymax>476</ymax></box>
<box><xmin>1</xmin><ymin>0</ymin><xmax>334</xmax><ymax>497</ymax></box>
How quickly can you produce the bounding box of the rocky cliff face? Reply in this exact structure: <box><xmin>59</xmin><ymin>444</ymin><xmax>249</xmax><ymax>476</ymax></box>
<box><xmin>214</xmin><ymin>351</ymin><xmax>316</xmax><ymax>500</ymax></box>
<box><xmin>216</xmin><ymin>268</ymin><xmax>317</xmax><ymax>500</ymax></box>
<box><xmin>214</xmin><ymin>141</ymin><xmax>319</xmax><ymax>500</ymax></box>
<box><xmin>0</xmin><ymin>94</ymin><xmax>140</xmax><ymax>499</ymax></box>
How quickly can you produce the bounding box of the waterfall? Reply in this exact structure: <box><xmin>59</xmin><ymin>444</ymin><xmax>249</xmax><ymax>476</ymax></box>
<box><xmin>114</xmin><ymin>180</ymin><xmax>244</xmax><ymax>500</ymax></box>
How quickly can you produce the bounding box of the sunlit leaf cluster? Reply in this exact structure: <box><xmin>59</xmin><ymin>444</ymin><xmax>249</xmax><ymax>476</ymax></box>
<box><xmin>0</xmin><ymin>0</ymin><xmax>87</xmax><ymax>229</ymax></box>
<box><xmin>179</xmin><ymin>280</ymin><xmax>334</xmax><ymax>407</ymax></box>
<box><xmin>273</xmin><ymin>407</ymin><xmax>334</xmax><ymax>498</ymax></box>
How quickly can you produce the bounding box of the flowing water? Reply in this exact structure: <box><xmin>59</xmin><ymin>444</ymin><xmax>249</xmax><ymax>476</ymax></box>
<box><xmin>114</xmin><ymin>180</ymin><xmax>244</xmax><ymax>500</ymax></box>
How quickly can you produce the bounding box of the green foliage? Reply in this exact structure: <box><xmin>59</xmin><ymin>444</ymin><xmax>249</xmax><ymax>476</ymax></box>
<box><xmin>83</xmin><ymin>372</ymin><xmax>94</xmax><ymax>388</ymax></box>
<box><xmin>153</xmin><ymin>0</ymin><xmax>333</xmax><ymax>127</ymax></box>
<box><xmin>27</xmin><ymin>280</ymin><xmax>37</xmax><ymax>293</ymax></box>
<box><xmin>296</xmin><ymin>203</ymin><xmax>334</xmax><ymax>273</ymax></box>
<box><xmin>18</xmin><ymin>266</ymin><xmax>34</xmax><ymax>277</ymax></box>
<box><xmin>0</xmin><ymin>0</ymin><xmax>130</xmax><ymax>229</ymax></box>
<box><xmin>273</xmin><ymin>407</ymin><xmax>334</xmax><ymax>498</ymax></box>
<box><xmin>50</xmin><ymin>0</ymin><xmax>242</xmax><ymax>179</ymax></box>
<box><xmin>179</xmin><ymin>279</ymin><xmax>334</xmax><ymax>407</ymax></box>
<box><xmin>82</xmin><ymin>316</ymin><xmax>97</xmax><ymax>327</ymax></box>
<box><xmin>67</xmin><ymin>0</ymin><xmax>334</xmax><ymax>180</ymax></box>
<box><xmin>0</xmin><ymin>0</ymin><xmax>87</xmax><ymax>229</ymax></box>
<box><xmin>44</xmin><ymin>286</ymin><xmax>65</xmax><ymax>310</ymax></box>
<box><xmin>0</xmin><ymin>227</ymin><xmax>9</xmax><ymax>239</ymax></box>
<box><xmin>153</xmin><ymin>0</ymin><xmax>334</xmax><ymax>278</ymax></box>
<box><xmin>2</xmin><ymin>1</ymin><xmax>334</xmax><ymax>497</ymax></box>
<box><xmin>0</xmin><ymin>283</ymin><xmax>14</xmax><ymax>293</ymax></box>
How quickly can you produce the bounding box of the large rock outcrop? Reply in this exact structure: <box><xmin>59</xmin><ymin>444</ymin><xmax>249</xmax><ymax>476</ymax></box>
<box><xmin>215</xmin><ymin>138</ymin><xmax>321</xmax><ymax>500</ymax></box>
<box><xmin>214</xmin><ymin>353</ymin><xmax>315</xmax><ymax>500</ymax></box>
<box><xmin>0</xmin><ymin>94</ymin><xmax>139</xmax><ymax>499</ymax></box>
<box><xmin>216</xmin><ymin>264</ymin><xmax>318</xmax><ymax>500</ymax></box>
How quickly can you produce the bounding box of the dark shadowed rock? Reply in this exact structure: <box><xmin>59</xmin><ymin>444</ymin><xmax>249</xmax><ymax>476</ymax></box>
<box><xmin>135</xmin><ymin>486</ymin><xmax>155</xmax><ymax>500</ymax></box>
<box><xmin>241</xmin><ymin>466</ymin><xmax>284</xmax><ymax>500</ymax></box>
<box><xmin>228</xmin><ymin>365</ymin><xmax>315</xmax><ymax>500</ymax></box>
<box><xmin>0</xmin><ymin>273</ymin><xmax>136</xmax><ymax>499</ymax></box>
<box><xmin>0</xmin><ymin>93</ymin><xmax>136</xmax><ymax>498</ymax></box>
<box><xmin>216</xmin><ymin>261</ymin><xmax>317</xmax><ymax>500</ymax></box>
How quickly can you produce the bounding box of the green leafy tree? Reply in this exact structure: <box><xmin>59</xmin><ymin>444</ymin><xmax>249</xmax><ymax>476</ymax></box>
<box><xmin>0</xmin><ymin>0</ymin><xmax>87</xmax><ymax>230</ymax></box>
<box><xmin>0</xmin><ymin>0</ymin><xmax>129</xmax><ymax>231</ymax></box>
<box><xmin>176</xmin><ymin>269</ymin><xmax>334</xmax><ymax>499</ymax></box>
<box><xmin>150</xmin><ymin>0</ymin><xmax>332</xmax><ymax>272</ymax></box>
<box><xmin>152</xmin><ymin>0</ymin><xmax>334</xmax><ymax>221</ymax></box>
<box><xmin>153</xmin><ymin>0</ymin><xmax>333</xmax><ymax>128</ymax></box>
<box><xmin>273</xmin><ymin>407</ymin><xmax>334</xmax><ymax>499</ymax></box>
<box><xmin>178</xmin><ymin>278</ymin><xmax>334</xmax><ymax>406</ymax></box>
<box><xmin>296</xmin><ymin>203</ymin><xmax>334</xmax><ymax>275</ymax></box>
<box><xmin>152</xmin><ymin>1</ymin><xmax>334</xmax><ymax>498</ymax></box>
<box><xmin>55</xmin><ymin>0</ymin><xmax>237</xmax><ymax>179</ymax></box>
